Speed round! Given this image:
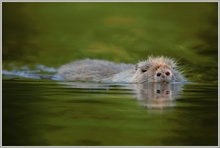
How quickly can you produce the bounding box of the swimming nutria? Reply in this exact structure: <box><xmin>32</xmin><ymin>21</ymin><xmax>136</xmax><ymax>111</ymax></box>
<box><xmin>57</xmin><ymin>56</ymin><xmax>185</xmax><ymax>83</ymax></box>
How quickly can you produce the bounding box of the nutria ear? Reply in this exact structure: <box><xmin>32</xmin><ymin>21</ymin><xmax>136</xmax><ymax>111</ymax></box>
<box><xmin>135</xmin><ymin>65</ymin><xmax>138</xmax><ymax>70</ymax></box>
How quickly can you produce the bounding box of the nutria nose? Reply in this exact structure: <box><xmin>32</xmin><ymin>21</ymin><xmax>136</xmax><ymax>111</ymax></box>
<box><xmin>157</xmin><ymin>73</ymin><xmax>161</xmax><ymax>77</ymax></box>
<box><xmin>165</xmin><ymin>71</ymin><xmax>170</xmax><ymax>76</ymax></box>
<box><xmin>156</xmin><ymin>71</ymin><xmax>170</xmax><ymax>77</ymax></box>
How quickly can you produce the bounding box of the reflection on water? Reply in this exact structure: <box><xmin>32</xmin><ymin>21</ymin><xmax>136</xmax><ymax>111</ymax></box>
<box><xmin>59</xmin><ymin>81</ymin><xmax>184</xmax><ymax>113</ymax></box>
<box><xmin>2</xmin><ymin>80</ymin><xmax>218</xmax><ymax>146</ymax></box>
<box><xmin>134</xmin><ymin>83</ymin><xmax>183</xmax><ymax>112</ymax></box>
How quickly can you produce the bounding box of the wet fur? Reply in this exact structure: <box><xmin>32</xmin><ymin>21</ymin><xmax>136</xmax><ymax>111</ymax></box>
<box><xmin>57</xmin><ymin>56</ymin><xmax>185</xmax><ymax>83</ymax></box>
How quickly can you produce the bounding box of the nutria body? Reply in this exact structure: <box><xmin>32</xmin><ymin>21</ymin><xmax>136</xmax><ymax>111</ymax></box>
<box><xmin>57</xmin><ymin>56</ymin><xmax>185</xmax><ymax>83</ymax></box>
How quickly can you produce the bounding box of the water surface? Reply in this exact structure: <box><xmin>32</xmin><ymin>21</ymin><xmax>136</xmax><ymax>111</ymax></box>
<box><xmin>2</xmin><ymin>80</ymin><xmax>218</xmax><ymax>146</ymax></box>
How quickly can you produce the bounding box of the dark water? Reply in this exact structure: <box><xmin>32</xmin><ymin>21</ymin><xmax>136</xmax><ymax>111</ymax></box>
<box><xmin>2</xmin><ymin>2</ymin><xmax>218</xmax><ymax>146</ymax></box>
<box><xmin>2</xmin><ymin>80</ymin><xmax>218</xmax><ymax>146</ymax></box>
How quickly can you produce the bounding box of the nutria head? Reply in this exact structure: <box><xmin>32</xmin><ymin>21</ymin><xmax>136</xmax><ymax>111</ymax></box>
<box><xmin>132</xmin><ymin>56</ymin><xmax>184</xmax><ymax>83</ymax></box>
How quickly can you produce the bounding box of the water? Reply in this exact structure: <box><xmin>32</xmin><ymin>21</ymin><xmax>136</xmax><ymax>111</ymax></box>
<box><xmin>2</xmin><ymin>2</ymin><xmax>218</xmax><ymax>146</ymax></box>
<box><xmin>2</xmin><ymin>79</ymin><xmax>218</xmax><ymax>146</ymax></box>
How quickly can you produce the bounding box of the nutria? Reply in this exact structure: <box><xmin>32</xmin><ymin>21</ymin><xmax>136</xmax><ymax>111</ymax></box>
<box><xmin>57</xmin><ymin>56</ymin><xmax>185</xmax><ymax>83</ymax></box>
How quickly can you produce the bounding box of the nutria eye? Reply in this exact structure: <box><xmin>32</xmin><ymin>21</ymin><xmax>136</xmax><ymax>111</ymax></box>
<box><xmin>165</xmin><ymin>72</ymin><xmax>170</xmax><ymax>76</ymax></box>
<box><xmin>141</xmin><ymin>69</ymin><xmax>147</xmax><ymax>72</ymax></box>
<box><xmin>157</xmin><ymin>73</ymin><xmax>161</xmax><ymax>77</ymax></box>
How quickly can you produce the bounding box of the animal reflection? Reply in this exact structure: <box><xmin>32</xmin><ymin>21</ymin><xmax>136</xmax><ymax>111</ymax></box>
<box><xmin>58</xmin><ymin>81</ymin><xmax>183</xmax><ymax>112</ymax></box>
<box><xmin>133</xmin><ymin>83</ymin><xmax>183</xmax><ymax>111</ymax></box>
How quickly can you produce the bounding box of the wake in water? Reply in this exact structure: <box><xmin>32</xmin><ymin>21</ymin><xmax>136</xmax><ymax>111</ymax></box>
<box><xmin>2</xmin><ymin>63</ymin><xmax>63</xmax><ymax>80</ymax></box>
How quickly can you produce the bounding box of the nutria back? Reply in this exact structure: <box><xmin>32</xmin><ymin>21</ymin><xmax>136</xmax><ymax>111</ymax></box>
<box><xmin>57</xmin><ymin>56</ymin><xmax>185</xmax><ymax>83</ymax></box>
<box><xmin>57</xmin><ymin>59</ymin><xmax>134</xmax><ymax>81</ymax></box>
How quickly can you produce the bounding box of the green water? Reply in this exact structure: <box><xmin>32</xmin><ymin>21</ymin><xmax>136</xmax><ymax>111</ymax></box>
<box><xmin>2</xmin><ymin>80</ymin><xmax>218</xmax><ymax>146</ymax></box>
<box><xmin>2</xmin><ymin>2</ymin><xmax>218</xmax><ymax>146</ymax></box>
